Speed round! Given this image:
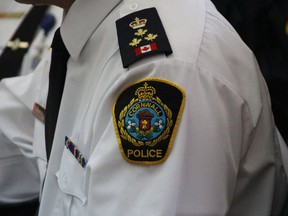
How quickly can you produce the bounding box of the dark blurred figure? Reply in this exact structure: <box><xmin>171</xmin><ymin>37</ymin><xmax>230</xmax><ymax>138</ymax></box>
<box><xmin>212</xmin><ymin>0</ymin><xmax>288</xmax><ymax>143</ymax></box>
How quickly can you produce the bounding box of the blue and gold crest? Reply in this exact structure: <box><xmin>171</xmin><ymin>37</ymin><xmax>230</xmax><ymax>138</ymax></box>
<box><xmin>113</xmin><ymin>78</ymin><xmax>185</xmax><ymax>165</ymax></box>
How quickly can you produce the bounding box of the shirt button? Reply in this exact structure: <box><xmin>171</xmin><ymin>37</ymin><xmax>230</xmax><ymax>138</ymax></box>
<box><xmin>129</xmin><ymin>3</ymin><xmax>138</xmax><ymax>10</ymax></box>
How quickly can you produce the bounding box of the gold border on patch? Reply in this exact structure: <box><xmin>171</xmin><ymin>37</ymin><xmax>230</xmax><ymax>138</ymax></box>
<box><xmin>113</xmin><ymin>78</ymin><xmax>186</xmax><ymax>166</ymax></box>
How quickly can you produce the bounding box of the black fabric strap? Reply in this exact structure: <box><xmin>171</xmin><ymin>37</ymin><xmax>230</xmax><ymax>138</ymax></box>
<box><xmin>0</xmin><ymin>6</ymin><xmax>49</xmax><ymax>80</ymax></box>
<box><xmin>45</xmin><ymin>28</ymin><xmax>70</xmax><ymax>160</ymax></box>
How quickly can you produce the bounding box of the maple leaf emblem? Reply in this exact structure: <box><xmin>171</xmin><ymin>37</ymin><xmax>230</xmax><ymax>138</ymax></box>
<box><xmin>135</xmin><ymin>29</ymin><xmax>148</xmax><ymax>37</ymax></box>
<box><xmin>142</xmin><ymin>46</ymin><xmax>150</xmax><ymax>52</ymax></box>
<box><xmin>129</xmin><ymin>38</ymin><xmax>142</xmax><ymax>47</ymax></box>
<box><xmin>145</xmin><ymin>33</ymin><xmax>158</xmax><ymax>41</ymax></box>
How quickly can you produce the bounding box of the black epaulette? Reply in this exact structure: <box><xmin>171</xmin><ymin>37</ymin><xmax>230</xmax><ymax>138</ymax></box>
<box><xmin>116</xmin><ymin>7</ymin><xmax>172</xmax><ymax>68</ymax></box>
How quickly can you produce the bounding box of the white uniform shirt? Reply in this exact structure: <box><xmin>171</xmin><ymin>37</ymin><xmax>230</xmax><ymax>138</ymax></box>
<box><xmin>0</xmin><ymin>0</ymin><xmax>287</xmax><ymax>215</ymax></box>
<box><xmin>0</xmin><ymin>1</ymin><xmax>62</xmax><ymax>203</ymax></box>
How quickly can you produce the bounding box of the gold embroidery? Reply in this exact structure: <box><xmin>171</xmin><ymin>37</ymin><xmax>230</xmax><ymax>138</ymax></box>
<box><xmin>144</xmin><ymin>33</ymin><xmax>158</xmax><ymax>41</ymax></box>
<box><xmin>135</xmin><ymin>29</ymin><xmax>148</xmax><ymax>37</ymax></box>
<box><xmin>129</xmin><ymin>38</ymin><xmax>142</xmax><ymax>47</ymax></box>
<box><xmin>129</xmin><ymin>17</ymin><xmax>147</xmax><ymax>29</ymax></box>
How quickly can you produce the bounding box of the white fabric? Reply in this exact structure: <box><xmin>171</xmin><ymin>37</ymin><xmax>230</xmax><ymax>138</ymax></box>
<box><xmin>0</xmin><ymin>73</ymin><xmax>38</xmax><ymax>203</ymax></box>
<box><xmin>278</xmin><ymin>129</ymin><xmax>288</xmax><ymax>176</ymax></box>
<box><xmin>0</xmin><ymin>0</ymin><xmax>287</xmax><ymax>214</ymax></box>
<box><xmin>0</xmin><ymin>1</ymin><xmax>62</xmax><ymax>203</ymax></box>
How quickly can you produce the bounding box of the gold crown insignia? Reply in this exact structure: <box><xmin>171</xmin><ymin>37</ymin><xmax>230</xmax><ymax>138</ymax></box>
<box><xmin>135</xmin><ymin>82</ymin><xmax>156</xmax><ymax>100</ymax></box>
<box><xmin>129</xmin><ymin>17</ymin><xmax>147</xmax><ymax>29</ymax></box>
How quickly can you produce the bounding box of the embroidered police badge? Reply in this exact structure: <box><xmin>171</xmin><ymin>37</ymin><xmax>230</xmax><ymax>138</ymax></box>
<box><xmin>116</xmin><ymin>7</ymin><xmax>172</xmax><ymax>68</ymax></box>
<box><xmin>113</xmin><ymin>78</ymin><xmax>185</xmax><ymax>165</ymax></box>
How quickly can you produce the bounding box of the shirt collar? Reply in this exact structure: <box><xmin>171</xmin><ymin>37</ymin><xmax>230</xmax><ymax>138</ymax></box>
<box><xmin>60</xmin><ymin>0</ymin><xmax>122</xmax><ymax>60</ymax></box>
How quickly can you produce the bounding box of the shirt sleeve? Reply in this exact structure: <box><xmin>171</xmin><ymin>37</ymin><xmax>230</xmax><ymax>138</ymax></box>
<box><xmin>227</xmin><ymin>74</ymin><xmax>288</xmax><ymax>215</ymax></box>
<box><xmin>0</xmin><ymin>76</ymin><xmax>39</xmax><ymax>203</ymax></box>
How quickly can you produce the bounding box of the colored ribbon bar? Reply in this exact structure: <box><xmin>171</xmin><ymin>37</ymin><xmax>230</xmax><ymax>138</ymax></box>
<box><xmin>65</xmin><ymin>136</ymin><xmax>87</xmax><ymax>168</ymax></box>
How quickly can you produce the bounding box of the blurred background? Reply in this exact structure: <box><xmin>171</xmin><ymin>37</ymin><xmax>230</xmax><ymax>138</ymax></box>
<box><xmin>0</xmin><ymin>1</ymin><xmax>62</xmax><ymax>78</ymax></box>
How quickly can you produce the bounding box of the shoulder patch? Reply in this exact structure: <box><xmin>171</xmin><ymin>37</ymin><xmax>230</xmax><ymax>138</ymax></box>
<box><xmin>113</xmin><ymin>78</ymin><xmax>185</xmax><ymax>165</ymax></box>
<box><xmin>116</xmin><ymin>7</ymin><xmax>173</xmax><ymax>68</ymax></box>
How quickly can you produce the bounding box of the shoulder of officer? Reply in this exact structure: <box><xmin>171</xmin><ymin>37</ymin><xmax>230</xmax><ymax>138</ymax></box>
<box><xmin>116</xmin><ymin>0</ymin><xmax>263</xmax><ymax>126</ymax></box>
<box><xmin>116</xmin><ymin>0</ymin><xmax>206</xmax><ymax>68</ymax></box>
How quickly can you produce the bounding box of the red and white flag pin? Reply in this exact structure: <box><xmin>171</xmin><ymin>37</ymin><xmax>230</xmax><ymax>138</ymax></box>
<box><xmin>135</xmin><ymin>42</ymin><xmax>158</xmax><ymax>56</ymax></box>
